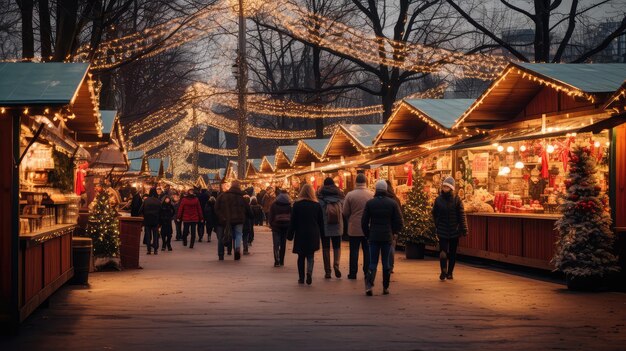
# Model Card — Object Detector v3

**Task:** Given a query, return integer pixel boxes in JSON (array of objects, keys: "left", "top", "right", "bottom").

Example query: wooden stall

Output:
[
  {"left": 450, "top": 62, "right": 626, "bottom": 270},
  {"left": 0, "top": 62, "right": 102, "bottom": 326}
]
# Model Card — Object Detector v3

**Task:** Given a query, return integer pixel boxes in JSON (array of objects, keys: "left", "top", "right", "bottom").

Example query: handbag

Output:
[{"left": 222, "top": 222, "right": 233, "bottom": 245}]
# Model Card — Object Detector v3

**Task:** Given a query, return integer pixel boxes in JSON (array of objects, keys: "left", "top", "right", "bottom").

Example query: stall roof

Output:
[
  {"left": 0, "top": 62, "right": 102, "bottom": 136},
  {"left": 324, "top": 124, "right": 383, "bottom": 158},
  {"left": 128, "top": 150, "right": 145, "bottom": 172},
  {"left": 292, "top": 139, "right": 329, "bottom": 165},
  {"left": 375, "top": 99, "right": 473, "bottom": 146},
  {"left": 605, "top": 80, "right": 626, "bottom": 111},
  {"left": 275, "top": 145, "right": 298, "bottom": 169},
  {"left": 148, "top": 158, "right": 169, "bottom": 176},
  {"left": 261, "top": 155, "right": 275, "bottom": 173},
  {"left": 100, "top": 110, "right": 117, "bottom": 134},
  {"left": 454, "top": 62, "right": 626, "bottom": 129}
]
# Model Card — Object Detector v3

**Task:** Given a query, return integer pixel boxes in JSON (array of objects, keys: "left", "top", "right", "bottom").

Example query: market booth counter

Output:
[
  {"left": 0, "top": 62, "right": 102, "bottom": 327},
  {"left": 447, "top": 62, "right": 626, "bottom": 270}
]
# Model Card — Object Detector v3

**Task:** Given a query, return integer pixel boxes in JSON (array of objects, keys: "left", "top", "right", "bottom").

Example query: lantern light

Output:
[
  {"left": 547, "top": 145, "right": 555, "bottom": 153},
  {"left": 501, "top": 166, "right": 511, "bottom": 175},
  {"left": 515, "top": 161, "right": 524, "bottom": 169},
  {"left": 506, "top": 146, "right": 514, "bottom": 153},
  {"left": 310, "top": 176, "right": 315, "bottom": 182},
  {"left": 492, "top": 143, "right": 499, "bottom": 148},
  {"left": 520, "top": 145, "right": 527, "bottom": 152},
  {"left": 594, "top": 141, "right": 601, "bottom": 148},
  {"left": 497, "top": 145, "right": 504, "bottom": 152}
]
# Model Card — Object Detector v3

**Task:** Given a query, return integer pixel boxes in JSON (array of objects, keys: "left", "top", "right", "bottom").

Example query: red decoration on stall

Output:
[
  {"left": 541, "top": 148, "right": 549, "bottom": 179},
  {"left": 374, "top": 169, "right": 379, "bottom": 180},
  {"left": 406, "top": 164, "right": 414, "bottom": 187},
  {"left": 75, "top": 162, "right": 88, "bottom": 195},
  {"left": 338, "top": 173, "right": 344, "bottom": 189}
]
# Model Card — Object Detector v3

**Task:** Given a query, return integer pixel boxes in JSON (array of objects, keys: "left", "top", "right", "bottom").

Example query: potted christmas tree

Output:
[
  {"left": 84, "top": 185, "right": 121, "bottom": 270},
  {"left": 553, "top": 145, "right": 619, "bottom": 291},
  {"left": 399, "top": 169, "right": 437, "bottom": 259}
]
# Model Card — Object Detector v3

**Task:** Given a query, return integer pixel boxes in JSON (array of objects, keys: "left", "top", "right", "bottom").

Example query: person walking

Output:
[
  {"left": 159, "top": 196, "right": 176, "bottom": 251},
  {"left": 287, "top": 184, "right": 324, "bottom": 285},
  {"left": 197, "top": 188, "right": 209, "bottom": 242},
  {"left": 172, "top": 193, "right": 183, "bottom": 241},
  {"left": 177, "top": 189, "right": 204, "bottom": 249},
  {"left": 262, "top": 187, "right": 276, "bottom": 226},
  {"left": 242, "top": 195, "right": 255, "bottom": 255},
  {"left": 215, "top": 180, "right": 248, "bottom": 260},
  {"left": 343, "top": 174, "right": 373, "bottom": 280},
  {"left": 361, "top": 180, "right": 403, "bottom": 296},
  {"left": 250, "top": 197, "right": 264, "bottom": 226},
  {"left": 317, "top": 177, "right": 345, "bottom": 279},
  {"left": 385, "top": 180, "right": 402, "bottom": 274},
  {"left": 130, "top": 187, "right": 143, "bottom": 217},
  {"left": 139, "top": 188, "right": 162, "bottom": 255},
  {"left": 203, "top": 196, "right": 217, "bottom": 243},
  {"left": 269, "top": 190, "right": 292, "bottom": 267},
  {"left": 432, "top": 176, "right": 468, "bottom": 281}
]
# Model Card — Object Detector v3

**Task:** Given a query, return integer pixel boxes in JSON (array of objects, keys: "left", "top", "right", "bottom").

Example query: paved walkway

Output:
[{"left": 2, "top": 226, "right": 625, "bottom": 350}]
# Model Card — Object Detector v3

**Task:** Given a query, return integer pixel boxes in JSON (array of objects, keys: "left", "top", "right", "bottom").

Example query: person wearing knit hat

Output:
[
  {"left": 343, "top": 172, "right": 374, "bottom": 279},
  {"left": 317, "top": 177, "right": 345, "bottom": 279},
  {"left": 361, "top": 179, "right": 403, "bottom": 296},
  {"left": 432, "top": 175, "right": 468, "bottom": 281}
]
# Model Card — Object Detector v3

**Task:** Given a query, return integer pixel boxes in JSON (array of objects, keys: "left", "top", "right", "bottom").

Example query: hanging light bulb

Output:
[
  {"left": 520, "top": 145, "right": 527, "bottom": 152},
  {"left": 515, "top": 161, "right": 524, "bottom": 169},
  {"left": 594, "top": 141, "right": 601, "bottom": 148},
  {"left": 497, "top": 145, "right": 504, "bottom": 152},
  {"left": 507, "top": 146, "right": 515, "bottom": 153},
  {"left": 310, "top": 176, "right": 315, "bottom": 182},
  {"left": 547, "top": 144, "right": 555, "bottom": 153},
  {"left": 502, "top": 166, "right": 511, "bottom": 175}
]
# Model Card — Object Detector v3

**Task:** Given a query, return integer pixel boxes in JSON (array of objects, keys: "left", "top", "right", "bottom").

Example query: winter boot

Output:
[
  {"left": 383, "top": 270, "right": 391, "bottom": 295},
  {"left": 365, "top": 269, "right": 376, "bottom": 296},
  {"left": 323, "top": 248, "right": 331, "bottom": 278},
  {"left": 333, "top": 248, "right": 342, "bottom": 278},
  {"left": 439, "top": 251, "right": 448, "bottom": 280},
  {"left": 274, "top": 248, "right": 280, "bottom": 267}
]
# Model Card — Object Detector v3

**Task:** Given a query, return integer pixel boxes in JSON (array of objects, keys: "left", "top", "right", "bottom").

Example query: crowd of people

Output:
[{"left": 128, "top": 174, "right": 468, "bottom": 296}]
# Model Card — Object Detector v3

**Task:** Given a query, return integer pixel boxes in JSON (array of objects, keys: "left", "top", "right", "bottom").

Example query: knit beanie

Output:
[
  {"left": 323, "top": 177, "right": 335, "bottom": 186},
  {"left": 375, "top": 179, "right": 388, "bottom": 191},
  {"left": 442, "top": 176, "right": 455, "bottom": 191},
  {"left": 356, "top": 173, "right": 366, "bottom": 184}
]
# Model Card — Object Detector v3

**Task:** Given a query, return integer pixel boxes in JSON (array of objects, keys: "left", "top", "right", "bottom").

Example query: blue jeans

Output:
[
  {"left": 216, "top": 224, "right": 244, "bottom": 257},
  {"left": 369, "top": 241, "right": 391, "bottom": 273}
]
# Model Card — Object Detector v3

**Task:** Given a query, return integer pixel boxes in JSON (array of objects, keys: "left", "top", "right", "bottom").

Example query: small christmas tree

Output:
[
  {"left": 553, "top": 145, "right": 619, "bottom": 288},
  {"left": 398, "top": 169, "right": 437, "bottom": 246},
  {"left": 85, "top": 188, "right": 120, "bottom": 259}
]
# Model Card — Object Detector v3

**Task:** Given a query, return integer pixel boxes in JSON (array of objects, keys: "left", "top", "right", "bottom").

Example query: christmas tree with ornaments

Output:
[
  {"left": 398, "top": 169, "right": 437, "bottom": 247},
  {"left": 85, "top": 187, "right": 121, "bottom": 260},
  {"left": 553, "top": 144, "right": 619, "bottom": 290}
]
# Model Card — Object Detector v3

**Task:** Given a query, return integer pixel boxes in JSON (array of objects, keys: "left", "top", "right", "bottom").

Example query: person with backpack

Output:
[
  {"left": 432, "top": 176, "right": 468, "bottom": 281},
  {"left": 250, "top": 196, "right": 264, "bottom": 226},
  {"left": 214, "top": 180, "right": 248, "bottom": 260},
  {"left": 177, "top": 189, "right": 204, "bottom": 249},
  {"left": 203, "top": 196, "right": 217, "bottom": 243},
  {"left": 343, "top": 173, "right": 373, "bottom": 279},
  {"left": 140, "top": 188, "right": 162, "bottom": 255},
  {"left": 317, "top": 177, "right": 345, "bottom": 279},
  {"left": 159, "top": 196, "right": 176, "bottom": 251},
  {"left": 262, "top": 187, "right": 276, "bottom": 226},
  {"left": 269, "top": 190, "right": 292, "bottom": 267},
  {"left": 361, "top": 180, "right": 403, "bottom": 296},
  {"left": 288, "top": 184, "right": 324, "bottom": 285}
]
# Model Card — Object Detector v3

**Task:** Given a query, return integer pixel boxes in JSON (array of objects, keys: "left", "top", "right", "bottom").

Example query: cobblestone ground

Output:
[{"left": 2, "top": 225, "right": 625, "bottom": 351}]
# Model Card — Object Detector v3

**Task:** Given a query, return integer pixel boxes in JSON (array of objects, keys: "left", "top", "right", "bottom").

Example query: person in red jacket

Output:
[{"left": 177, "top": 189, "right": 204, "bottom": 248}]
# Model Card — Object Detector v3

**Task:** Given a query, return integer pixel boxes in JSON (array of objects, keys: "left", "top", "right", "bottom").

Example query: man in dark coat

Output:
[
  {"left": 140, "top": 188, "right": 162, "bottom": 255},
  {"left": 215, "top": 181, "right": 248, "bottom": 260},
  {"left": 361, "top": 180, "right": 403, "bottom": 296},
  {"left": 130, "top": 187, "right": 143, "bottom": 217},
  {"left": 432, "top": 176, "right": 468, "bottom": 281},
  {"left": 269, "top": 191, "right": 292, "bottom": 267},
  {"left": 317, "top": 177, "right": 345, "bottom": 279},
  {"left": 197, "top": 189, "right": 209, "bottom": 242}
]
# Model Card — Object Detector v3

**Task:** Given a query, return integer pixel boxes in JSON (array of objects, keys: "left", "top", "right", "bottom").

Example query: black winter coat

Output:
[
  {"left": 361, "top": 191, "right": 403, "bottom": 243},
  {"left": 203, "top": 201, "right": 217, "bottom": 228},
  {"left": 160, "top": 201, "right": 176, "bottom": 235},
  {"left": 130, "top": 193, "right": 143, "bottom": 217},
  {"left": 432, "top": 192, "right": 468, "bottom": 239},
  {"left": 243, "top": 203, "right": 254, "bottom": 235},
  {"left": 140, "top": 196, "right": 162, "bottom": 227},
  {"left": 287, "top": 199, "right": 324, "bottom": 255},
  {"left": 269, "top": 195, "right": 292, "bottom": 231}
]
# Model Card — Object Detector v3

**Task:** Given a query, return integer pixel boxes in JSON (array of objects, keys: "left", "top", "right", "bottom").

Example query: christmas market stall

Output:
[
  {"left": 447, "top": 62, "right": 626, "bottom": 270},
  {"left": 368, "top": 99, "right": 474, "bottom": 203},
  {"left": 289, "top": 138, "right": 329, "bottom": 190},
  {"left": 0, "top": 62, "right": 102, "bottom": 326}
]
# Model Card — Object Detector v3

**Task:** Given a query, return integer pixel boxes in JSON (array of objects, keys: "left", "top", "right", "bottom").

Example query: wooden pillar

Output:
[
  {"left": 611, "top": 123, "right": 626, "bottom": 275},
  {"left": 0, "top": 111, "right": 19, "bottom": 328}
]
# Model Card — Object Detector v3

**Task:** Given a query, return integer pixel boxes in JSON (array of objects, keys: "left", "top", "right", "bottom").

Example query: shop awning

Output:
[
  {"left": 454, "top": 62, "right": 626, "bottom": 129},
  {"left": 89, "top": 144, "right": 128, "bottom": 171},
  {"left": 375, "top": 99, "right": 473, "bottom": 146},
  {"left": 448, "top": 113, "right": 626, "bottom": 150}
]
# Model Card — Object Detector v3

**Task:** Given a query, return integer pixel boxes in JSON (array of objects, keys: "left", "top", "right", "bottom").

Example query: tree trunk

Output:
[
  {"left": 17, "top": 0, "right": 34, "bottom": 60},
  {"left": 89, "top": 0, "right": 103, "bottom": 59},
  {"left": 53, "top": 0, "right": 79, "bottom": 61},
  {"left": 312, "top": 45, "right": 324, "bottom": 138},
  {"left": 533, "top": 0, "right": 551, "bottom": 62},
  {"left": 381, "top": 83, "right": 398, "bottom": 123},
  {"left": 38, "top": 0, "right": 52, "bottom": 60}
]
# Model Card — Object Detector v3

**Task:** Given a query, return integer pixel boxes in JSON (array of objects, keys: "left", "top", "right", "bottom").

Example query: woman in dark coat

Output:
[
  {"left": 288, "top": 184, "right": 325, "bottom": 285},
  {"left": 203, "top": 197, "right": 217, "bottom": 243},
  {"left": 432, "top": 176, "right": 468, "bottom": 281},
  {"left": 250, "top": 197, "right": 264, "bottom": 226},
  {"left": 159, "top": 196, "right": 176, "bottom": 251}
]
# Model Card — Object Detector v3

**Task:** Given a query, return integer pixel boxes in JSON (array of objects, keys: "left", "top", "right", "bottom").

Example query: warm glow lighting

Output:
[
  {"left": 501, "top": 166, "right": 511, "bottom": 175},
  {"left": 594, "top": 141, "right": 601, "bottom": 148},
  {"left": 343, "top": 172, "right": 350, "bottom": 177},
  {"left": 497, "top": 145, "right": 504, "bottom": 152},
  {"left": 0, "top": 107, "right": 5, "bottom": 114},
  {"left": 520, "top": 145, "right": 527, "bottom": 152},
  {"left": 310, "top": 176, "right": 315, "bottom": 182},
  {"left": 506, "top": 146, "right": 514, "bottom": 153},
  {"left": 515, "top": 161, "right": 524, "bottom": 169},
  {"left": 492, "top": 143, "right": 499, "bottom": 148},
  {"left": 547, "top": 145, "right": 555, "bottom": 153},
  {"left": 605, "top": 142, "right": 610, "bottom": 146},
  {"left": 265, "top": 182, "right": 270, "bottom": 187}
]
